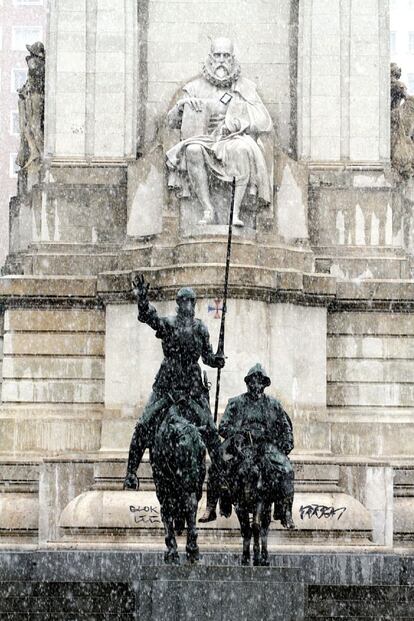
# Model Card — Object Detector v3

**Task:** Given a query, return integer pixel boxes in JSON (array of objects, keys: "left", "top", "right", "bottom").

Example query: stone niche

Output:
[{"left": 127, "top": 0, "right": 300, "bottom": 241}]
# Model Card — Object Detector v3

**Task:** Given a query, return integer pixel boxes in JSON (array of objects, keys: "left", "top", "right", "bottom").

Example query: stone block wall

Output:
[
  {"left": 0, "top": 308, "right": 105, "bottom": 453},
  {"left": 327, "top": 310, "right": 414, "bottom": 455},
  {"left": 0, "top": 312, "right": 3, "bottom": 405},
  {"left": 2, "top": 309, "right": 105, "bottom": 404},
  {"left": 308, "top": 170, "right": 409, "bottom": 280},
  {"left": 328, "top": 312, "right": 414, "bottom": 412}
]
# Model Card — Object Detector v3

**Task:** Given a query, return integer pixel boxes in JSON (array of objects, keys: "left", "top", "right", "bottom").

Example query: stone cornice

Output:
[{"left": 2, "top": 272, "right": 414, "bottom": 311}]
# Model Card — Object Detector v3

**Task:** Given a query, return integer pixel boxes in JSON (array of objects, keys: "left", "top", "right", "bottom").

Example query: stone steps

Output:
[
  {"left": 306, "top": 585, "right": 414, "bottom": 619},
  {"left": 0, "top": 581, "right": 135, "bottom": 620}
]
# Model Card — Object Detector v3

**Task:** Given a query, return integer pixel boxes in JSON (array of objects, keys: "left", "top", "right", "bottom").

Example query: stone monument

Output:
[
  {"left": 166, "top": 37, "right": 273, "bottom": 228},
  {"left": 0, "top": 0, "right": 414, "bottom": 617}
]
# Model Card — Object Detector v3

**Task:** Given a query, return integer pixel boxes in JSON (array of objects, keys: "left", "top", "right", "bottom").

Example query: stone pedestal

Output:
[{"left": 137, "top": 566, "right": 304, "bottom": 621}]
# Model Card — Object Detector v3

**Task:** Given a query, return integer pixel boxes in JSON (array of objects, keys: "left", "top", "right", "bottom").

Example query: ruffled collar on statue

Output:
[{"left": 201, "top": 62, "right": 241, "bottom": 89}]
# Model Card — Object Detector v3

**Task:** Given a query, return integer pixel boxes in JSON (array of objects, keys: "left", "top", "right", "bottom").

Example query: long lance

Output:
[{"left": 214, "top": 176, "right": 236, "bottom": 423}]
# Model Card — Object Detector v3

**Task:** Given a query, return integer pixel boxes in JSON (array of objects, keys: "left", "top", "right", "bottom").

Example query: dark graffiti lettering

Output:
[
  {"left": 299, "top": 504, "right": 347, "bottom": 521},
  {"left": 133, "top": 514, "right": 161, "bottom": 524},
  {"left": 129, "top": 505, "right": 159, "bottom": 514},
  {"left": 129, "top": 505, "right": 161, "bottom": 524}
]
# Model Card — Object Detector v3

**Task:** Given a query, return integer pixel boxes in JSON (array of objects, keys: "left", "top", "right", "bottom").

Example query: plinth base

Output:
[{"left": 0, "top": 550, "right": 413, "bottom": 620}]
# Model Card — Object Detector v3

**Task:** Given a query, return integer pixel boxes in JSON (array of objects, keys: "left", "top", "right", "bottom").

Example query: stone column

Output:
[
  {"left": 45, "top": 0, "right": 138, "bottom": 160},
  {"left": 298, "top": 0, "right": 404, "bottom": 280},
  {"left": 298, "top": 0, "right": 389, "bottom": 163}
]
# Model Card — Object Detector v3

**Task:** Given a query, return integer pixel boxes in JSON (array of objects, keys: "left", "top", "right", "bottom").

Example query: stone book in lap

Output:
[{"left": 180, "top": 104, "right": 211, "bottom": 139}]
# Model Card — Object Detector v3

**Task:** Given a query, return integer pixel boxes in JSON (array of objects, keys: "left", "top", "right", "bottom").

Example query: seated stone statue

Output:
[{"left": 166, "top": 37, "right": 273, "bottom": 227}]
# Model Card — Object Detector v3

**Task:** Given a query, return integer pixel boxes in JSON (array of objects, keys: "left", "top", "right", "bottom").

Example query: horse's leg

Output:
[
  {"left": 252, "top": 503, "right": 261, "bottom": 567},
  {"left": 260, "top": 504, "right": 272, "bottom": 567},
  {"left": 185, "top": 493, "right": 200, "bottom": 563},
  {"left": 236, "top": 507, "right": 252, "bottom": 566},
  {"left": 163, "top": 509, "right": 179, "bottom": 565}
]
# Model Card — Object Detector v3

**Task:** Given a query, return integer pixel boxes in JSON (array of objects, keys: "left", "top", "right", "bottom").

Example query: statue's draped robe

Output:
[
  {"left": 166, "top": 76, "right": 273, "bottom": 205},
  {"left": 219, "top": 392, "right": 294, "bottom": 515}
]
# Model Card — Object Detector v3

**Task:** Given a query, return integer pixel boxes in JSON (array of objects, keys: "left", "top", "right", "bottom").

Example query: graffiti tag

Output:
[
  {"left": 129, "top": 505, "right": 161, "bottom": 524},
  {"left": 299, "top": 504, "right": 347, "bottom": 521}
]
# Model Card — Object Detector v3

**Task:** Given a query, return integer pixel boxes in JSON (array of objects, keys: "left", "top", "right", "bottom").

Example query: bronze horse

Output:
[
  {"left": 151, "top": 404, "right": 206, "bottom": 564},
  {"left": 226, "top": 432, "right": 294, "bottom": 566}
]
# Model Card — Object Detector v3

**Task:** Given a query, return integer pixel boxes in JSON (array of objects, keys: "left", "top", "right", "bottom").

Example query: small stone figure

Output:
[
  {"left": 16, "top": 42, "right": 45, "bottom": 171},
  {"left": 166, "top": 37, "right": 273, "bottom": 226},
  {"left": 202, "top": 364, "right": 295, "bottom": 566},
  {"left": 123, "top": 275, "right": 226, "bottom": 563},
  {"left": 390, "top": 63, "right": 414, "bottom": 179}
]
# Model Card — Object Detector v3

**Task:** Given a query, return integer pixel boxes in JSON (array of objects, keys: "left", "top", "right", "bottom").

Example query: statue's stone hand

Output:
[
  {"left": 225, "top": 117, "right": 242, "bottom": 133},
  {"left": 132, "top": 273, "right": 150, "bottom": 303},
  {"left": 177, "top": 97, "right": 204, "bottom": 113}
]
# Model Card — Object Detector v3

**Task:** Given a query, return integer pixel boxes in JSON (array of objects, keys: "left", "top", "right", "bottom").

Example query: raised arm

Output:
[{"left": 132, "top": 274, "right": 165, "bottom": 335}]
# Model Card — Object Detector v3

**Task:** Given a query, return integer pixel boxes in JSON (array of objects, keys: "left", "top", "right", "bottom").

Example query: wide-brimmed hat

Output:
[
  {"left": 26, "top": 42, "right": 45, "bottom": 59},
  {"left": 244, "top": 363, "right": 271, "bottom": 387},
  {"left": 176, "top": 287, "right": 196, "bottom": 302}
]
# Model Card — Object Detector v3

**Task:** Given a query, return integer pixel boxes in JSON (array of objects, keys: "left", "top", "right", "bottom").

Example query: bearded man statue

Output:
[{"left": 166, "top": 37, "right": 273, "bottom": 227}]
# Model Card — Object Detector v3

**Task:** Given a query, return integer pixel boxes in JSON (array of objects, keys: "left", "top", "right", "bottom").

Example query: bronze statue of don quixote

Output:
[{"left": 123, "top": 179, "right": 295, "bottom": 565}]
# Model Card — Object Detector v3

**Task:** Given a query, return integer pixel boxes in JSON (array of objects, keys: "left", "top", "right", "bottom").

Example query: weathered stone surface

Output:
[
  {"left": 4, "top": 309, "right": 105, "bottom": 333},
  {"left": 328, "top": 311, "right": 414, "bottom": 335},
  {"left": 137, "top": 565, "right": 304, "bottom": 621},
  {"left": 104, "top": 301, "right": 327, "bottom": 419},
  {"left": 59, "top": 489, "right": 371, "bottom": 541},
  {"left": 3, "top": 357, "right": 105, "bottom": 380},
  {"left": 0, "top": 580, "right": 135, "bottom": 618},
  {"left": 0, "top": 276, "right": 97, "bottom": 298},
  {"left": 4, "top": 333, "right": 104, "bottom": 357},
  {"left": 328, "top": 336, "right": 414, "bottom": 359},
  {"left": 298, "top": 1, "right": 389, "bottom": 162},
  {"left": 0, "top": 406, "right": 102, "bottom": 453},
  {"left": 1, "top": 378, "right": 104, "bottom": 404},
  {"left": 329, "top": 414, "right": 414, "bottom": 456},
  {"left": 48, "top": 2, "right": 136, "bottom": 159},
  {"left": 328, "top": 359, "right": 414, "bottom": 383},
  {"left": 0, "top": 550, "right": 412, "bottom": 620},
  {"left": 337, "top": 279, "right": 414, "bottom": 301},
  {"left": 0, "top": 493, "right": 38, "bottom": 532},
  {"left": 328, "top": 383, "right": 414, "bottom": 407}
]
